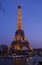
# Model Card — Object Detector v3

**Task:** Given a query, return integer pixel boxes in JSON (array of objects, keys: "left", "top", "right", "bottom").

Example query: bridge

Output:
[{"left": 0, "top": 55, "right": 28, "bottom": 59}]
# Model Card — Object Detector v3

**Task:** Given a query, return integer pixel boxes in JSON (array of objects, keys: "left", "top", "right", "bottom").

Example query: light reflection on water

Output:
[
  {"left": 0, "top": 57, "right": 42, "bottom": 65},
  {"left": 0, "top": 58, "right": 28, "bottom": 65}
]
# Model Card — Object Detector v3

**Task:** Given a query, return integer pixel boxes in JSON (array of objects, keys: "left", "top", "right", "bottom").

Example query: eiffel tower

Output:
[{"left": 8, "top": 5, "right": 33, "bottom": 53}]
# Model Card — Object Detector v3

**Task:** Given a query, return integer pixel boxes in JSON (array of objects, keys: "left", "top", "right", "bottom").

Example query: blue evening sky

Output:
[{"left": 0, "top": 0, "right": 42, "bottom": 48}]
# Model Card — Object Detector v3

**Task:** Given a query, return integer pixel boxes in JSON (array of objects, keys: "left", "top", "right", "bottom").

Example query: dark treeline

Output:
[
  {"left": 0, "top": 44, "right": 42, "bottom": 57},
  {"left": 0, "top": 44, "right": 8, "bottom": 56}
]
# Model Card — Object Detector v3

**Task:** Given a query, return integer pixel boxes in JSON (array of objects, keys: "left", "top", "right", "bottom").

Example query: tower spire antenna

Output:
[
  {"left": 17, "top": 0, "right": 23, "bottom": 30},
  {"left": 18, "top": 0, "right": 21, "bottom": 6}
]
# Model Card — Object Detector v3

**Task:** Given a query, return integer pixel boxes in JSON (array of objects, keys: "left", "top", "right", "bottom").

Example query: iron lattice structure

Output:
[{"left": 8, "top": 5, "right": 33, "bottom": 54}]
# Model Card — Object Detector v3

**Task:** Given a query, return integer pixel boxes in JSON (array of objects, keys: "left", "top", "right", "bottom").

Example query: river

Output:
[{"left": 0, "top": 56, "right": 42, "bottom": 65}]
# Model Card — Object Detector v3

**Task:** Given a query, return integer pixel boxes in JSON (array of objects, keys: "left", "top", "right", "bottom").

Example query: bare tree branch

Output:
[{"left": 0, "top": 0, "right": 5, "bottom": 13}]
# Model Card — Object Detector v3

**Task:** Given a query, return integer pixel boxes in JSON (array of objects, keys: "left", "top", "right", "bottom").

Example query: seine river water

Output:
[
  {"left": 0, "top": 57, "right": 42, "bottom": 65},
  {"left": 0, "top": 58, "right": 27, "bottom": 65}
]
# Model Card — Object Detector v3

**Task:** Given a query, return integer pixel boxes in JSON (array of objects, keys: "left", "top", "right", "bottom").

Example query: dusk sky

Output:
[{"left": 0, "top": 0, "right": 42, "bottom": 48}]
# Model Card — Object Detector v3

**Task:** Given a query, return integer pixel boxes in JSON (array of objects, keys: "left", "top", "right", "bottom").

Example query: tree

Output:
[
  {"left": 0, "top": 0, "right": 5, "bottom": 13},
  {"left": 0, "top": 44, "right": 8, "bottom": 56}
]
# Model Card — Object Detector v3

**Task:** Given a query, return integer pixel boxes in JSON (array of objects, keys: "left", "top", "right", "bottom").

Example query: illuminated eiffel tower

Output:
[{"left": 9, "top": 5, "right": 33, "bottom": 52}]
